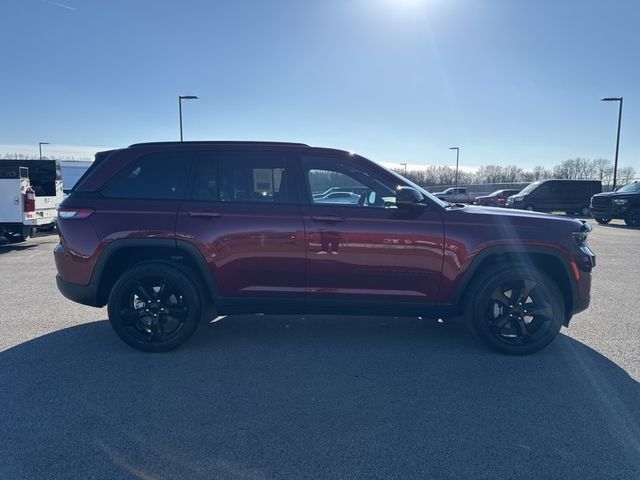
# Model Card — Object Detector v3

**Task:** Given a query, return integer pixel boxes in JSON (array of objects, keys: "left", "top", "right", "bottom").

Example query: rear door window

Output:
[{"left": 218, "top": 151, "right": 291, "bottom": 203}]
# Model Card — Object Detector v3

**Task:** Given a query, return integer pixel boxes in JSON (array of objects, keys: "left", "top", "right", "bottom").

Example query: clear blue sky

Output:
[{"left": 1, "top": 0, "right": 638, "bottom": 170}]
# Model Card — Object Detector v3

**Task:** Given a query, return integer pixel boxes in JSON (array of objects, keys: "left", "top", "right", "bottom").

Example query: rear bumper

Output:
[{"left": 56, "top": 275, "right": 101, "bottom": 307}]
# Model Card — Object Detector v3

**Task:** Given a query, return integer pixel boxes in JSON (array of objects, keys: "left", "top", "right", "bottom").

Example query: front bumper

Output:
[
  {"left": 590, "top": 205, "right": 629, "bottom": 219},
  {"left": 56, "top": 275, "right": 101, "bottom": 307}
]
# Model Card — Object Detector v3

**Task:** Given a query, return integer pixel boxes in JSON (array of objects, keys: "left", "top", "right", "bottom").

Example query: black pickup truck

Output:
[{"left": 590, "top": 181, "right": 640, "bottom": 226}]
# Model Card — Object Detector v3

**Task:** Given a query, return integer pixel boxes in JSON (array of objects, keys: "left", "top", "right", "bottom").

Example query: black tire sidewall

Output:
[
  {"left": 107, "top": 262, "right": 202, "bottom": 352},
  {"left": 624, "top": 209, "right": 640, "bottom": 227},
  {"left": 595, "top": 218, "right": 611, "bottom": 224},
  {"left": 464, "top": 266, "right": 565, "bottom": 355}
]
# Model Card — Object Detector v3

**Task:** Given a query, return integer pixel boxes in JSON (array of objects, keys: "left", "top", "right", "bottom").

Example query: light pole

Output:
[
  {"left": 449, "top": 147, "right": 460, "bottom": 185},
  {"left": 400, "top": 163, "right": 407, "bottom": 175},
  {"left": 601, "top": 97, "right": 623, "bottom": 190},
  {"left": 178, "top": 95, "right": 199, "bottom": 141},
  {"left": 38, "top": 142, "right": 50, "bottom": 160}
]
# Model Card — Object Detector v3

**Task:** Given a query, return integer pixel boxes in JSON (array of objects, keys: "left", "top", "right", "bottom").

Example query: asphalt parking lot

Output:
[{"left": 1, "top": 222, "right": 639, "bottom": 480}]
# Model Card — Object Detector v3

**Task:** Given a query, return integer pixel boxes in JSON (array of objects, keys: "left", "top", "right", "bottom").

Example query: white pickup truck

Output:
[
  {"left": 432, "top": 187, "right": 477, "bottom": 204},
  {"left": 0, "top": 161, "right": 63, "bottom": 242}
]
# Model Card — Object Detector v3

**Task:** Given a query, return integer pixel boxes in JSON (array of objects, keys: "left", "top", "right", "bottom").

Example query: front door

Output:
[
  {"left": 297, "top": 153, "right": 445, "bottom": 306},
  {"left": 176, "top": 149, "right": 306, "bottom": 306}
]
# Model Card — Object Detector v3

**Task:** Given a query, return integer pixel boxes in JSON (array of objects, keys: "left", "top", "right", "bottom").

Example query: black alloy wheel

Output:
[
  {"left": 108, "top": 262, "right": 202, "bottom": 352},
  {"left": 484, "top": 279, "right": 554, "bottom": 347},
  {"left": 594, "top": 217, "right": 612, "bottom": 225},
  {"left": 464, "top": 266, "right": 564, "bottom": 355}
]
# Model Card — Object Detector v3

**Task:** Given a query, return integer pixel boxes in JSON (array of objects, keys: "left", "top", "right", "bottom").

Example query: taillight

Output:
[
  {"left": 24, "top": 187, "right": 36, "bottom": 212},
  {"left": 58, "top": 208, "right": 94, "bottom": 219}
]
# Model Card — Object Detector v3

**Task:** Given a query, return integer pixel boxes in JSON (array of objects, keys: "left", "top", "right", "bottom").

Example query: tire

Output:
[
  {"left": 594, "top": 217, "right": 611, "bottom": 225},
  {"left": 107, "top": 262, "right": 202, "bottom": 352},
  {"left": 5, "top": 233, "right": 27, "bottom": 243},
  {"left": 624, "top": 209, "right": 640, "bottom": 227},
  {"left": 525, "top": 205, "right": 535, "bottom": 211},
  {"left": 464, "top": 265, "right": 565, "bottom": 355},
  {"left": 4, "top": 226, "right": 34, "bottom": 243}
]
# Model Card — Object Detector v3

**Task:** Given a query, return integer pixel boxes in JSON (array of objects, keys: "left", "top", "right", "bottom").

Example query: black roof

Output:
[{"left": 128, "top": 141, "right": 310, "bottom": 148}]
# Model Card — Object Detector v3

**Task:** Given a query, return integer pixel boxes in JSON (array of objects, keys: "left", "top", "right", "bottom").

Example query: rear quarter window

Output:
[{"left": 101, "top": 152, "right": 191, "bottom": 200}]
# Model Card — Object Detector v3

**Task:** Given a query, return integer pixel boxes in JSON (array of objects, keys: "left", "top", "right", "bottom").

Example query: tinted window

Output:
[
  {"left": 303, "top": 156, "right": 398, "bottom": 208},
  {"left": 218, "top": 151, "right": 290, "bottom": 203},
  {"left": 102, "top": 152, "right": 190, "bottom": 199},
  {"left": 189, "top": 152, "right": 219, "bottom": 201}
]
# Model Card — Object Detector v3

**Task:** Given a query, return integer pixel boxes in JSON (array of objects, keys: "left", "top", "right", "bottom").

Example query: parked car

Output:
[
  {"left": 55, "top": 141, "right": 595, "bottom": 355},
  {"left": 61, "top": 160, "right": 93, "bottom": 193},
  {"left": 590, "top": 181, "right": 640, "bottom": 226},
  {"left": 314, "top": 191, "right": 360, "bottom": 204},
  {"left": 433, "top": 187, "right": 476, "bottom": 203},
  {"left": 473, "top": 189, "right": 521, "bottom": 207},
  {"left": 506, "top": 179, "right": 602, "bottom": 215}
]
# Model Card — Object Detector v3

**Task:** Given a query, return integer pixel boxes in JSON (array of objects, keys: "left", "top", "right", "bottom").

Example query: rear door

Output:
[
  {"left": 297, "top": 153, "right": 445, "bottom": 307},
  {"left": 175, "top": 149, "right": 306, "bottom": 306}
]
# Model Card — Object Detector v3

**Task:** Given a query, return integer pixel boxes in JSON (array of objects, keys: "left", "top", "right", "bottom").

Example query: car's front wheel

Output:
[
  {"left": 594, "top": 217, "right": 612, "bottom": 225},
  {"left": 464, "top": 265, "right": 565, "bottom": 355},
  {"left": 624, "top": 209, "right": 640, "bottom": 227},
  {"left": 107, "top": 262, "right": 202, "bottom": 352}
]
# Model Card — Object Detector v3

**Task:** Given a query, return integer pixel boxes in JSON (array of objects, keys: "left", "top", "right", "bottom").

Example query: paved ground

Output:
[{"left": 1, "top": 222, "right": 639, "bottom": 479}]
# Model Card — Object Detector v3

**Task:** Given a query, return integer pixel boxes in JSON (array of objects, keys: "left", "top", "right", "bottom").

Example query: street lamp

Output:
[
  {"left": 38, "top": 142, "right": 50, "bottom": 160},
  {"left": 601, "top": 97, "right": 623, "bottom": 190},
  {"left": 400, "top": 163, "right": 407, "bottom": 175},
  {"left": 449, "top": 147, "right": 460, "bottom": 186},
  {"left": 178, "top": 95, "right": 199, "bottom": 142}
]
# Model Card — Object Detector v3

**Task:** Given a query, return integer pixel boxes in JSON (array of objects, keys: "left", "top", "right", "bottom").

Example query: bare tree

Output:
[{"left": 617, "top": 166, "right": 637, "bottom": 185}]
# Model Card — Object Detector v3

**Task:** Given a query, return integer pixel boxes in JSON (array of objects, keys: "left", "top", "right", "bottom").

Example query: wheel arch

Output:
[
  {"left": 92, "top": 238, "right": 219, "bottom": 307},
  {"left": 453, "top": 245, "right": 576, "bottom": 323}
]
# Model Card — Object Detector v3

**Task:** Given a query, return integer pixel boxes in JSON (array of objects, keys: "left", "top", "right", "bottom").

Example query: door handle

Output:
[
  {"left": 188, "top": 211, "right": 223, "bottom": 218},
  {"left": 311, "top": 215, "right": 345, "bottom": 223}
]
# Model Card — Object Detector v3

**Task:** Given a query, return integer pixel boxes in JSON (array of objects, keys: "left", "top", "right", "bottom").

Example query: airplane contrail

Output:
[{"left": 42, "top": 0, "right": 76, "bottom": 11}]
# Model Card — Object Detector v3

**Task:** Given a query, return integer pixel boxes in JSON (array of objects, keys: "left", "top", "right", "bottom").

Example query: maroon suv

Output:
[{"left": 55, "top": 141, "right": 595, "bottom": 354}]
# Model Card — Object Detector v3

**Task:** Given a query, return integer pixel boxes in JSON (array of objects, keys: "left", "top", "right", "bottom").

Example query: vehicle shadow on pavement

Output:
[
  {"left": 600, "top": 223, "right": 640, "bottom": 230},
  {"left": 2, "top": 316, "right": 639, "bottom": 479},
  {"left": 0, "top": 242, "right": 38, "bottom": 254}
]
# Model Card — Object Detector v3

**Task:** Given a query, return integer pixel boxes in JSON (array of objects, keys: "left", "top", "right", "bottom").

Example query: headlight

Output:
[
  {"left": 613, "top": 198, "right": 628, "bottom": 205},
  {"left": 513, "top": 196, "right": 524, "bottom": 202},
  {"left": 572, "top": 222, "right": 592, "bottom": 246}
]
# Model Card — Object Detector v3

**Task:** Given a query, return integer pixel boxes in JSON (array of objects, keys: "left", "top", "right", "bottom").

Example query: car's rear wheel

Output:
[
  {"left": 624, "top": 209, "right": 640, "bottom": 227},
  {"left": 464, "top": 266, "right": 565, "bottom": 355},
  {"left": 107, "top": 262, "right": 202, "bottom": 352},
  {"left": 594, "top": 217, "right": 612, "bottom": 224},
  {"left": 4, "top": 226, "right": 35, "bottom": 243}
]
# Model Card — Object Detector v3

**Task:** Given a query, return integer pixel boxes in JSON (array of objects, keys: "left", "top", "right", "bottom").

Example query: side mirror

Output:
[{"left": 396, "top": 186, "right": 425, "bottom": 208}]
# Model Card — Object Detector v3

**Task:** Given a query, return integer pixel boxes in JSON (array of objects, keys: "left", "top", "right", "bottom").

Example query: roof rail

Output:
[{"left": 128, "top": 141, "right": 310, "bottom": 148}]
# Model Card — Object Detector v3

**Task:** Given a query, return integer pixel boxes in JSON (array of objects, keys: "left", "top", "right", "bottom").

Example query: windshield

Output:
[
  {"left": 616, "top": 181, "right": 640, "bottom": 193},
  {"left": 518, "top": 181, "right": 541, "bottom": 196}
]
